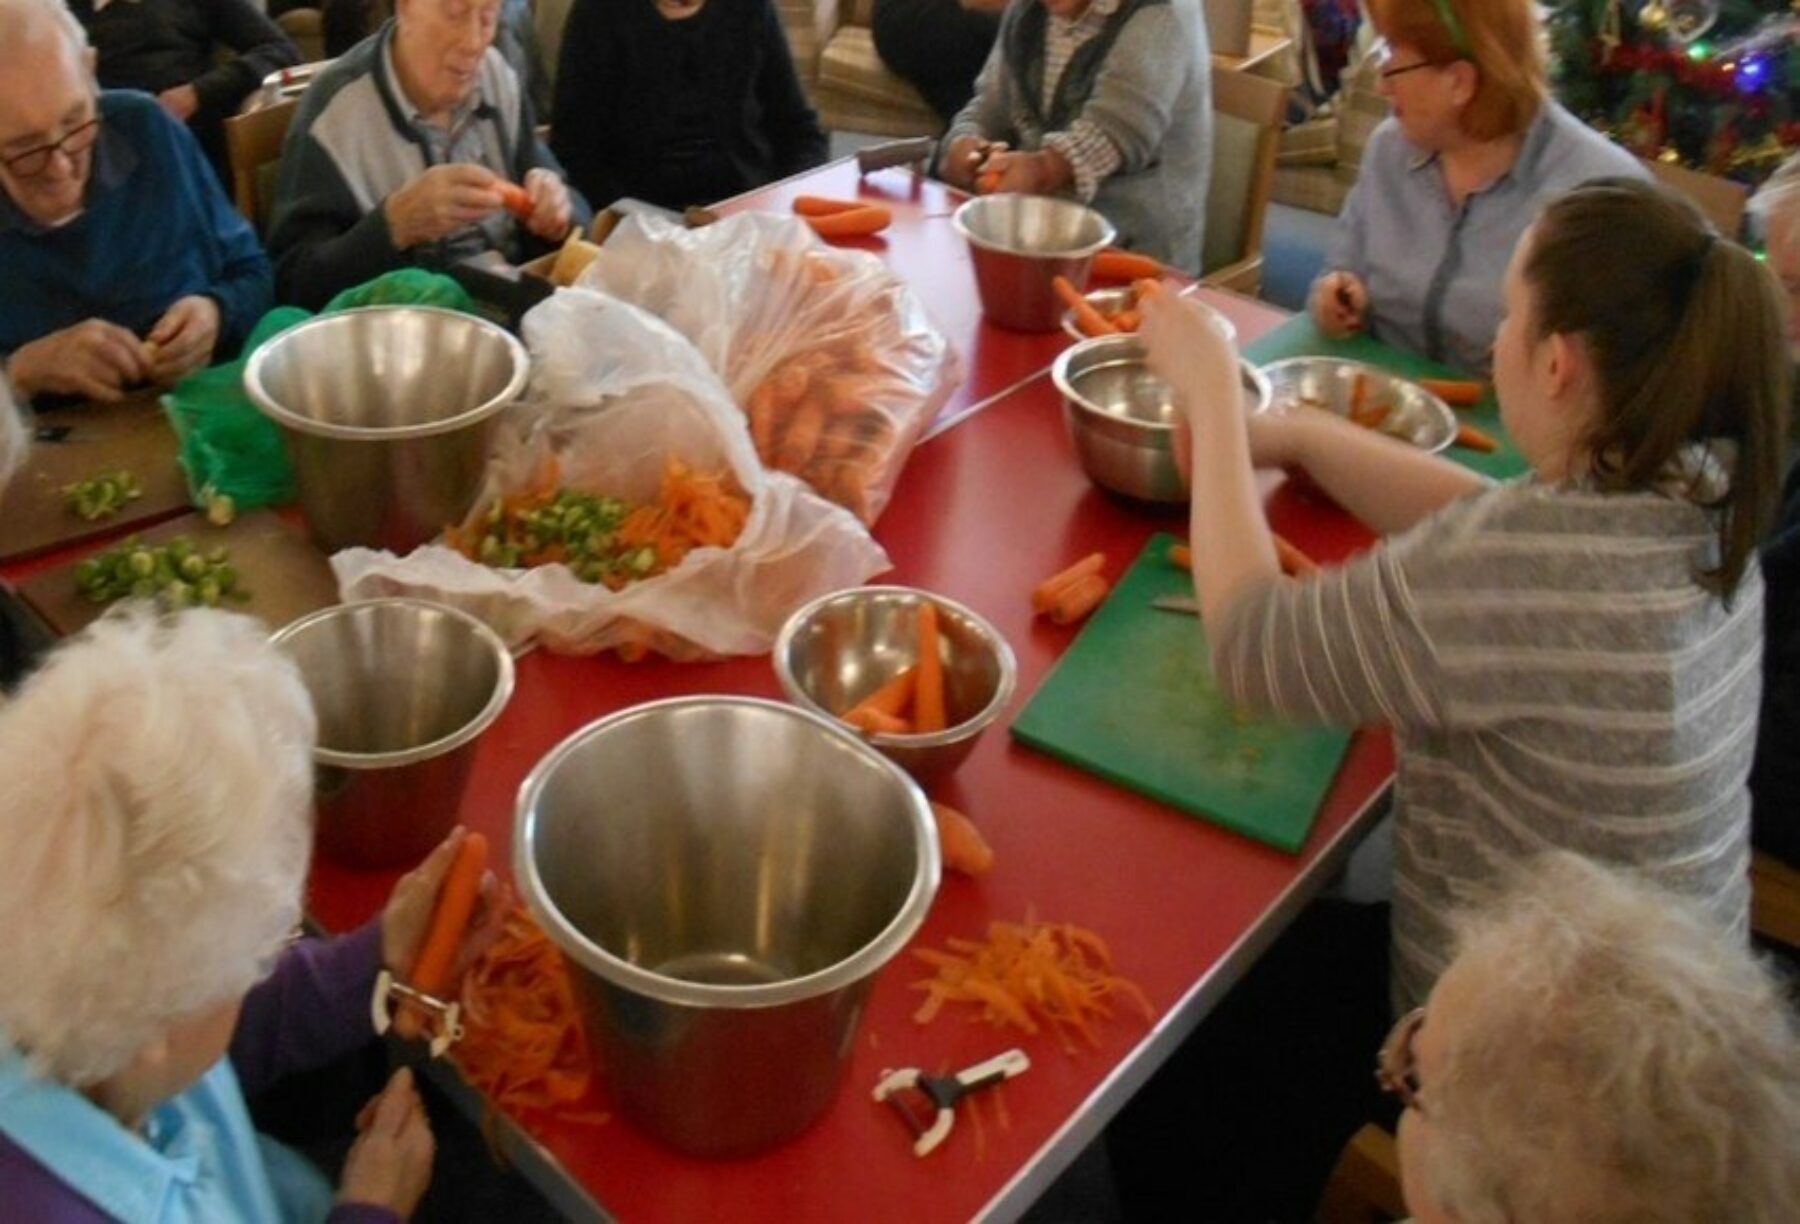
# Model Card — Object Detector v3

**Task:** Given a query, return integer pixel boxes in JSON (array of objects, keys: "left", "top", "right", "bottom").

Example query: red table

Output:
[{"left": 304, "top": 160, "right": 1394, "bottom": 1222}]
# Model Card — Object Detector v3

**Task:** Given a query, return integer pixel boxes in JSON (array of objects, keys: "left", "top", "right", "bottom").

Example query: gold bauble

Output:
[{"left": 1639, "top": 1, "right": 1670, "bottom": 32}]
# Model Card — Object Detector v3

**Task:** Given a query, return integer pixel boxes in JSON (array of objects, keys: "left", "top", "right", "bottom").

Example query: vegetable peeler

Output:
[
  {"left": 873, "top": 1048, "right": 1031, "bottom": 1156},
  {"left": 371, "top": 970, "right": 464, "bottom": 1059}
]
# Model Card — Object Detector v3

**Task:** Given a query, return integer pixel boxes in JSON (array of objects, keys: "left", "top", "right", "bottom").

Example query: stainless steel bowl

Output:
[
  {"left": 271, "top": 597, "right": 515, "bottom": 868},
  {"left": 1052, "top": 333, "right": 1272, "bottom": 503},
  {"left": 953, "top": 194, "right": 1116, "bottom": 332},
  {"left": 514, "top": 696, "right": 939, "bottom": 1157},
  {"left": 772, "top": 586, "right": 1017, "bottom": 782},
  {"left": 1259, "top": 357, "right": 1456, "bottom": 453},
  {"left": 1059, "top": 287, "right": 1239, "bottom": 346},
  {"left": 244, "top": 307, "right": 529, "bottom": 553}
]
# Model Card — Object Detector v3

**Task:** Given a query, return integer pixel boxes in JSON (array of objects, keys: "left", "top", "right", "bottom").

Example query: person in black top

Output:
[
  {"left": 68, "top": 0, "right": 300, "bottom": 189},
  {"left": 871, "top": 0, "right": 1003, "bottom": 127},
  {"left": 549, "top": 0, "right": 828, "bottom": 213}
]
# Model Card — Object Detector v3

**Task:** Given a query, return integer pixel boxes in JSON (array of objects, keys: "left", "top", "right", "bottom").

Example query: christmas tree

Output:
[{"left": 1548, "top": 0, "right": 1799, "bottom": 187}]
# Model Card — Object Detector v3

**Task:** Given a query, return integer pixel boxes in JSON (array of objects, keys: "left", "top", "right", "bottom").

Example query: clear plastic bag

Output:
[
  {"left": 577, "top": 212, "right": 961, "bottom": 524},
  {"left": 331, "top": 289, "right": 890, "bottom": 659}
]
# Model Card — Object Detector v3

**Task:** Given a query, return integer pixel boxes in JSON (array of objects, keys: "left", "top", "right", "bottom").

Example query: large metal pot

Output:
[
  {"left": 515, "top": 696, "right": 940, "bottom": 1157},
  {"left": 953, "top": 194, "right": 1115, "bottom": 332},
  {"left": 244, "top": 306, "right": 528, "bottom": 553},
  {"left": 272, "top": 598, "right": 515, "bottom": 868}
]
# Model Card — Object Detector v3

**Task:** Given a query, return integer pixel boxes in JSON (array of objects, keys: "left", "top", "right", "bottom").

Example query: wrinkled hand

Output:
[
  {"left": 385, "top": 164, "right": 504, "bottom": 249},
  {"left": 157, "top": 84, "right": 200, "bottom": 123},
  {"left": 381, "top": 826, "right": 505, "bottom": 979},
  {"left": 521, "top": 167, "right": 573, "bottom": 243},
  {"left": 980, "top": 148, "right": 1069, "bottom": 196},
  {"left": 4, "top": 319, "right": 149, "bottom": 402},
  {"left": 147, "top": 295, "right": 220, "bottom": 385},
  {"left": 943, "top": 135, "right": 1007, "bottom": 190},
  {"left": 1309, "top": 270, "right": 1368, "bottom": 339},
  {"left": 339, "top": 1068, "right": 435, "bottom": 1220},
  {"left": 1140, "top": 290, "right": 1244, "bottom": 437}
]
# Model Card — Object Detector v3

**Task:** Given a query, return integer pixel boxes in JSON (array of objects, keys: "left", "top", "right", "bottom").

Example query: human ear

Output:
[{"left": 1542, "top": 332, "right": 1581, "bottom": 402}]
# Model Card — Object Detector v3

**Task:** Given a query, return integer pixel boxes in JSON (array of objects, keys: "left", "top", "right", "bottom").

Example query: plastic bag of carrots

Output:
[
  {"left": 568, "top": 212, "right": 961, "bottom": 524},
  {"left": 332, "top": 292, "right": 888, "bottom": 659}
]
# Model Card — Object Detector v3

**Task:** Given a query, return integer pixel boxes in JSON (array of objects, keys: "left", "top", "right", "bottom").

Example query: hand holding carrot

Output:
[
  {"left": 380, "top": 827, "right": 504, "bottom": 994},
  {"left": 1310, "top": 271, "right": 1368, "bottom": 338},
  {"left": 1139, "top": 289, "right": 1244, "bottom": 439}
]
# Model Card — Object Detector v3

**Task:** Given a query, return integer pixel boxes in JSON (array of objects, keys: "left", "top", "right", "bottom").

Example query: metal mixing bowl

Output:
[
  {"left": 1259, "top": 357, "right": 1456, "bottom": 453},
  {"left": 1052, "top": 333, "right": 1272, "bottom": 503},
  {"left": 271, "top": 597, "right": 515, "bottom": 868},
  {"left": 243, "top": 306, "right": 529, "bottom": 553},
  {"left": 514, "top": 696, "right": 939, "bottom": 1157},
  {"left": 773, "top": 585, "right": 1017, "bottom": 782},
  {"left": 953, "top": 194, "right": 1116, "bottom": 332}
]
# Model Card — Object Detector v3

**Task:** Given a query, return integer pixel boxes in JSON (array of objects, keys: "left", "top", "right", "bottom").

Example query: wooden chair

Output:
[
  {"left": 275, "top": 7, "right": 325, "bottom": 63},
  {"left": 1202, "top": 67, "right": 1288, "bottom": 295},
  {"left": 224, "top": 96, "right": 299, "bottom": 233},
  {"left": 1640, "top": 155, "right": 1751, "bottom": 241},
  {"left": 1752, "top": 850, "right": 1800, "bottom": 950},
  {"left": 1318, "top": 1123, "right": 1408, "bottom": 1224}
]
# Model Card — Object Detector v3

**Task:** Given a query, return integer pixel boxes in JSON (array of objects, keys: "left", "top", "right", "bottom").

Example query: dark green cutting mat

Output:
[
  {"left": 1243, "top": 315, "right": 1531, "bottom": 482},
  {"left": 1011, "top": 535, "right": 1353, "bottom": 852}
]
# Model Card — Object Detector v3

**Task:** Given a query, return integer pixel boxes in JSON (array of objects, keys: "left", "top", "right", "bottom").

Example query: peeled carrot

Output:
[
  {"left": 1091, "top": 248, "right": 1165, "bottom": 283},
  {"left": 497, "top": 182, "right": 534, "bottom": 222},
  {"left": 792, "top": 195, "right": 865, "bottom": 217},
  {"left": 931, "top": 801, "right": 995, "bottom": 877},
  {"left": 845, "top": 707, "right": 913, "bottom": 736},
  {"left": 1454, "top": 422, "right": 1500, "bottom": 453},
  {"left": 1132, "top": 278, "right": 1165, "bottom": 304},
  {"left": 1168, "top": 543, "right": 1192, "bottom": 570},
  {"left": 915, "top": 601, "right": 946, "bottom": 733},
  {"left": 1272, "top": 533, "right": 1319, "bottom": 578},
  {"left": 977, "top": 170, "right": 1002, "bottom": 195},
  {"left": 1031, "top": 552, "right": 1106, "bottom": 615},
  {"left": 803, "top": 205, "right": 892, "bottom": 238},
  {"left": 395, "top": 831, "right": 488, "bottom": 1040},
  {"left": 1049, "top": 574, "right": 1109, "bottom": 626},
  {"left": 1052, "top": 275, "right": 1116, "bottom": 337},
  {"left": 1110, "top": 310, "right": 1142, "bottom": 333},
  {"left": 1418, "top": 378, "right": 1487, "bottom": 407},
  {"left": 843, "top": 666, "right": 917, "bottom": 721}
]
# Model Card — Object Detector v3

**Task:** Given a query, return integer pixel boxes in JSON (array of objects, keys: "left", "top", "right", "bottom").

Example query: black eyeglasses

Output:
[
  {"left": 1376, "top": 1006, "right": 1427, "bottom": 1111},
  {"left": 2, "top": 116, "right": 101, "bottom": 179},
  {"left": 1374, "top": 39, "right": 1444, "bottom": 81}
]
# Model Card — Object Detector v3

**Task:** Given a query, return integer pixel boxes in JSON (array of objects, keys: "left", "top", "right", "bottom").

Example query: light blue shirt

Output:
[
  {"left": 1325, "top": 100, "right": 1646, "bottom": 374},
  {"left": 0, "top": 1047, "right": 334, "bottom": 1223}
]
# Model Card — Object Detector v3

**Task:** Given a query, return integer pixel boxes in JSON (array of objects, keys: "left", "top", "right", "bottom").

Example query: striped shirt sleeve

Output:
[{"left": 1045, "top": 121, "right": 1123, "bottom": 203}]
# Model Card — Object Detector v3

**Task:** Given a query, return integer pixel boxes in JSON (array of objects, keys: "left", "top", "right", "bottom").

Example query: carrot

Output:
[
  {"left": 843, "top": 666, "right": 917, "bottom": 720},
  {"left": 792, "top": 195, "right": 865, "bottom": 217},
  {"left": 844, "top": 707, "right": 913, "bottom": 736},
  {"left": 914, "top": 601, "right": 947, "bottom": 733},
  {"left": 1454, "top": 422, "right": 1500, "bottom": 453},
  {"left": 1132, "top": 278, "right": 1165, "bottom": 304},
  {"left": 395, "top": 831, "right": 488, "bottom": 1040},
  {"left": 1050, "top": 574, "right": 1109, "bottom": 626},
  {"left": 1110, "top": 309, "right": 1142, "bottom": 333},
  {"left": 931, "top": 801, "right": 995, "bottom": 877},
  {"left": 1418, "top": 378, "right": 1487, "bottom": 407},
  {"left": 977, "top": 170, "right": 1002, "bottom": 195},
  {"left": 497, "top": 182, "right": 534, "bottom": 222},
  {"left": 1052, "top": 276, "right": 1116, "bottom": 338},
  {"left": 1091, "top": 248, "right": 1165, "bottom": 283},
  {"left": 1168, "top": 543, "right": 1192, "bottom": 570},
  {"left": 1349, "top": 372, "right": 1370, "bottom": 422},
  {"left": 1031, "top": 552, "right": 1106, "bottom": 615},
  {"left": 803, "top": 205, "right": 892, "bottom": 238},
  {"left": 1272, "top": 533, "right": 1319, "bottom": 578}
]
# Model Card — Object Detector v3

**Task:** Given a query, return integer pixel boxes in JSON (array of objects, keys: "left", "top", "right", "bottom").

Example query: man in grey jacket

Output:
[
  {"left": 940, "top": 0, "right": 1209, "bottom": 274},
  {"left": 267, "top": 0, "right": 590, "bottom": 309}
]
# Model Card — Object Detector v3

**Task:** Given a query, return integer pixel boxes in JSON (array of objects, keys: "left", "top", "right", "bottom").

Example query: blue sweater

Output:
[{"left": 0, "top": 91, "right": 272, "bottom": 361}]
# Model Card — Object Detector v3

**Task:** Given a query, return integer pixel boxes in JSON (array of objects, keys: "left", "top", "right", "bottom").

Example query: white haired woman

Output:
[
  {"left": 0, "top": 607, "right": 493, "bottom": 1222},
  {"left": 1386, "top": 851, "right": 1800, "bottom": 1223}
]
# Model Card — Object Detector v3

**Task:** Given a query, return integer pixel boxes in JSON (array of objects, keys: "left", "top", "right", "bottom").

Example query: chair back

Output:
[
  {"left": 1640, "top": 156, "right": 1750, "bottom": 241},
  {"left": 224, "top": 96, "right": 301, "bottom": 233},
  {"left": 276, "top": 7, "right": 326, "bottom": 63},
  {"left": 1318, "top": 1123, "right": 1407, "bottom": 1224},
  {"left": 1202, "top": 67, "right": 1288, "bottom": 292}
]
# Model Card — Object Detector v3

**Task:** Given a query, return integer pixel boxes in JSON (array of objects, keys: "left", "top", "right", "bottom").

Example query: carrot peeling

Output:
[{"left": 395, "top": 831, "right": 488, "bottom": 1040}]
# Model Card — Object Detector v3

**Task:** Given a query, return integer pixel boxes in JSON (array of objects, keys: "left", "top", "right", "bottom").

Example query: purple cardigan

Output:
[{"left": 0, "top": 923, "right": 399, "bottom": 1224}]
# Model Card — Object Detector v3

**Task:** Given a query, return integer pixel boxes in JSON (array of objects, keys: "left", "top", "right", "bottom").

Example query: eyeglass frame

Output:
[
  {"left": 1376, "top": 1006, "right": 1428, "bottom": 1112},
  {"left": 1, "top": 114, "right": 102, "bottom": 180},
  {"left": 1373, "top": 38, "right": 1453, "bottom": 82}
]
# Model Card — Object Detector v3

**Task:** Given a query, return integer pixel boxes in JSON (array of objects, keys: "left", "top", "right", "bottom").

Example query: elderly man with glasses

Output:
[{"left": 0, "top": 0, "right": 272, "bottom": 404}]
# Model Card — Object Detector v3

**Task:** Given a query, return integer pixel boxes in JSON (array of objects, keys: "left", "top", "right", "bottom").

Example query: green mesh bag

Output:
[{"left": 324, "top": 269, "right": 478, "bottom": 314}]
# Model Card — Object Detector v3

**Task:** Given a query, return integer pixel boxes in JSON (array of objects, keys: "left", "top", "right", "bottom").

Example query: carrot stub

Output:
[
  {"left": 914, "top": 601, "right": 947, "bottom": 733},
  {"left": 803, "top": 205, "right": 892, "bottom": 239},
  {"left": 1418, "top": 378, "right": 1487, "bottom": 407},
  {"left": 1049, "top": 574, "right": 1109, "bottom": 626},
  {"left": 1091, "top": 248, "right": 1165, "bottom": 283},
  {"left": 497, "top": 182, "right": 534, "bottom": 222},
  {"left": 1454, "top": 422, "right": 1500, "bottom": 453},
  {"left": 1167, "top": 543, "right": 1192, "bottom": 570},
  {"left": 791, "top": 195, "right": 865, "bottom": 217},
  {"left": 395, "top": 830, "right": 489, "bottom": 1040},
  {"left": 1031, "top": 552, "right": 1106, "bottom": 615},
  {"left": 1052, "top": 276, "right": 1116, "bottom": 337},
  {"left": 931, "top": 801, "right": 995, "bottom": 877}
]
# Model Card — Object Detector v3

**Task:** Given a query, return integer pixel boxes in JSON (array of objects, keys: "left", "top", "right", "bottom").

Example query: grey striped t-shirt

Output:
[{"left": 1215, "top": 477, "right": 1759, "bottom": 1011}]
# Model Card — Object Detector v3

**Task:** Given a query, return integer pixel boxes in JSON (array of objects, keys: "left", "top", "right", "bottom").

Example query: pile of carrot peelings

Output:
[
  {"left": 613, "top": 457, "right": 752, "bottom": 573},
  {"left": 910, "top": 915, "right": 1155, "bottom": 1053},
  {"left": 452, "top": 905, "right": 607, "bottom": 1127}
]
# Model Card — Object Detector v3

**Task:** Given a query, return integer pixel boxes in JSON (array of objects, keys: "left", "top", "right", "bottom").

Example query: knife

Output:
[
  {"left": 856, "top": 137, "right": 936, "bottom": 175},
  {"left": 1151, "top": 594, "right": 1200, "bottom": 616}
]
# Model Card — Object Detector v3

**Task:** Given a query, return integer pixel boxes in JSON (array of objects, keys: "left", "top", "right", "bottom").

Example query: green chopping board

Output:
[
  {"left": 1011, "top": 535, "right": 1353, "bottom": 853},
  {"left": 1242, "top": 316, "right": 1532, "bottom": 483}
]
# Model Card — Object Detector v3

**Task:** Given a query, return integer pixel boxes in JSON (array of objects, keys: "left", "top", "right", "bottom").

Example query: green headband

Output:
[{"left": 1430, "top": 0, "right": 1471, "bottom": 55}]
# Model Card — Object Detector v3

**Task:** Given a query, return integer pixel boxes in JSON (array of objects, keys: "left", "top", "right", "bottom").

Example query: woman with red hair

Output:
[{"left": 1309, "top": 0, "right": 1643, "bottom": 373}]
